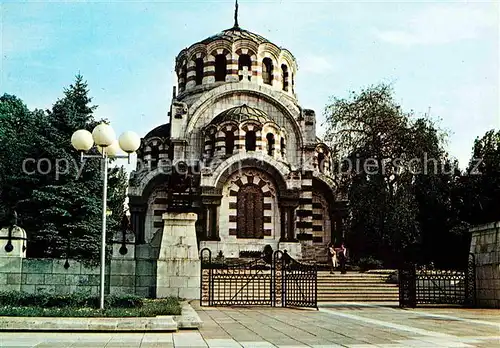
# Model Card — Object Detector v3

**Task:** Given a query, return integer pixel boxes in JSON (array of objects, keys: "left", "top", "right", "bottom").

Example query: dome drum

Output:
[{"left": 175, "top": 27, "right": 297, "bottom": 98}]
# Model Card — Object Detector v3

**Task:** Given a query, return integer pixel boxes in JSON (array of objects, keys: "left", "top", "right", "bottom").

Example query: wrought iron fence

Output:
[
  {"left": 200, "top": 248, "right": 317, "bottom": 309},
  {"left": 399, "top": 253, "right": 476, "bottom": 308}
]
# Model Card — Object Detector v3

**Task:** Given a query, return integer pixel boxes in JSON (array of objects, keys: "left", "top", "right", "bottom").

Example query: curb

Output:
[{"left": 0, "top": 301, "right": 203, "bottom": 332}]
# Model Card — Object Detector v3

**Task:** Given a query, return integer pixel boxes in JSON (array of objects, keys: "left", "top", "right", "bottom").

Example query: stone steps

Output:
[{"left": 317, "top": 271, "right": 399, "bottom": 302}]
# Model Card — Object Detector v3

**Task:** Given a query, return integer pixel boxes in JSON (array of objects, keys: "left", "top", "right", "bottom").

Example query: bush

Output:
[
  {"left": 357, "top": 257, "right": 384, "bottom": 272},
  {"left": 0, "top": 292, "right": 143, "bottom": 309},
  {"left": 0, "top": 297, "right": 181, "bottom": 317}
]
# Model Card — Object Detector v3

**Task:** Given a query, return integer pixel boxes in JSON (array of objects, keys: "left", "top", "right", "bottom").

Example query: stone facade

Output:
[
  {"left": 128, "top": 21, "right": 349, "bottom": 268},
  {"left": 469, "top": 222, "right": 500, "bottom": 308}
]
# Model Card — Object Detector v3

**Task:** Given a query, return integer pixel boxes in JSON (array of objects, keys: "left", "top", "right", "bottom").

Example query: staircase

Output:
[{"left": 317, "top": 270, "right": 399, "bottom": 302}]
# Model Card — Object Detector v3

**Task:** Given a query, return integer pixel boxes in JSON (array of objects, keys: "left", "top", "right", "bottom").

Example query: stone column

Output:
[
  {"left": 278, "top": 191, "right": 301, "bottom": 259},
  {"left": 156, "top": 212, "right": 200, "bottom": 299},
  {"left": 469, "top": 222, "right": 500, "bottom": 308},
  {"left": 201, "top": 187, "right": 222, "bottom": 241}
]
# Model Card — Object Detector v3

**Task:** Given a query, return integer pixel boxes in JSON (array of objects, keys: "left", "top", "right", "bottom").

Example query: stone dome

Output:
[
  {"left": 144, "top": 123, "right": 170, "bottom": 140},
  {"left": 210, "top": 104, "right": 271, "bottom": 126},
  {"left": 200, "top": 26, "right": 270, "bottom": 46}
]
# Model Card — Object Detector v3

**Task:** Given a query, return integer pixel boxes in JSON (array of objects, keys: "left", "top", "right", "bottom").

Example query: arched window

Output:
[
  {"left": 179, "top": 65, "right": 187, "bottom": 91},
  {"left": 266, "top": 133, "right": 275, "bottom": 156},
  {"left": 237, "top": 184, "right": 264, "bottom": 238},
  {"left": 225, "top": 131, "right": 235, "bottom": 156},
  {"left": 262, "top": 58, "right": 273, "bottom": 85},
  {"left": 208, "top": 133, "right": 216, "bottom": 157},
  {"left": 317, "top": 152, "right": 325, "bottom": 173},
  {"left": 195, "top": 58, "right": 204, "bottom": 85},
  {"left": 245, "top": 130, "right": 256, "bottom": 151},
  {"left": 281, "top": 64, "right": 289, "bottom": 91},
  {"left": 238, "top": 54, "right": 252, "bottom": 81},
  {"left": 215, "top": 54, "right": 227, "bottom": 82},
  {"left": 150, "top": 146, "right": 159, "bottom": 169},
  {"left": 280, "top": 138, "right": 286, "bottom": 157}
]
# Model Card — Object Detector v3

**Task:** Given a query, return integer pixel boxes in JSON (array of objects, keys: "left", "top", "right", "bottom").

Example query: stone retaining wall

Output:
[
  {"left": 0, "top": 257, "right": 151, "bottom": 296},
  {"left": 469, "top": 222, "right": 500, "bottom": 308}
]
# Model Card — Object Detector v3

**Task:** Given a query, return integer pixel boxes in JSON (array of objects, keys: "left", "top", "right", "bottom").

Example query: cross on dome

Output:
[{"left": 239, "top": 66, "right": 251, "bottom": 81}]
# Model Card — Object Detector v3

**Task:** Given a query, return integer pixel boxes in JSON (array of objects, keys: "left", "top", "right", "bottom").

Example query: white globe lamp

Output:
[
  {"left": 118, "top": 131, "right": 141, "bottom": 153},
  {"left": 92, "top": 123, "right": 116, "bottom": 147},
  {"left": 71, "top": 129, "right": 94, "bottom": 152}
]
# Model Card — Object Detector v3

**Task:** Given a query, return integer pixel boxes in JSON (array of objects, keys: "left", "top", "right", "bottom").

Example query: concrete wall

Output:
[{"left": 469, "top": 222, "right": 500, "bottom": 308}]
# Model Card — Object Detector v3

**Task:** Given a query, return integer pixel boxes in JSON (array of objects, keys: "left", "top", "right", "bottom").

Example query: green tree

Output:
[
  {"left": 323, "top": 84, "right": 460, "bottom": 266},
  {"left": 0, "top": 75, "right": 128, "bottom": 264},
  {"left": 460, "top": 130, "right": 500, "bottom": 225}
]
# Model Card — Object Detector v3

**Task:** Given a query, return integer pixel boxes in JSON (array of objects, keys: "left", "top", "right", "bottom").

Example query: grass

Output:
[{"left": 0, "top": 294, "right": 182, "bottom": 317}]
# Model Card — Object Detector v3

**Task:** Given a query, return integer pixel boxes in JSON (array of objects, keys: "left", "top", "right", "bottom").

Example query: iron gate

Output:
[
  {"left": 399, "top": 253, "right": 476, "bottom": 308},
  {"left": 200, "top": 248, "right": 317, "bottom": 309}
]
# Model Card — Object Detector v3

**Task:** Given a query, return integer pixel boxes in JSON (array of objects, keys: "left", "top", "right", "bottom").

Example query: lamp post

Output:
[{"left": 71, "top": 124, "right": 140, "bottom": 310}]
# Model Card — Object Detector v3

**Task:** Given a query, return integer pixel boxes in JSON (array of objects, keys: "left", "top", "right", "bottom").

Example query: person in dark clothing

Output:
[{"left": 338, "top": 243, "right": 347, "bottom": 274}]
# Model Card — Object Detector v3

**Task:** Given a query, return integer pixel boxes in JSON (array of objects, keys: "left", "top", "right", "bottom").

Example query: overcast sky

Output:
[{"left": 2, "top": 0, "right": 499, "bottom": 170}]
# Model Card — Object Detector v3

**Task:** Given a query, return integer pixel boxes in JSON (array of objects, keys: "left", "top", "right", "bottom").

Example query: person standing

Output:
[
  {"left": 339, "top": 243, "right": 347, "bottom": 274},
  {"left": 328, "top": 243, "right": 337, "bottom": 274}
]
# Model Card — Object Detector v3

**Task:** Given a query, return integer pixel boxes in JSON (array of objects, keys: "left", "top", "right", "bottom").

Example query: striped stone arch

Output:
[
  {"left": 262, "top": 122, "right": 280, "bottom": 158},
  {"left": 177, "top": 58, "right": 188, "bottom": 92},
  {"left": 314, "top": 143, "right": 331, "bottom": 174},
  {"left": 210, "top": 154, "right": 289, "bottom": 193},
  {"left": 187, "top": 50, "right": 207, "bottom": 88},
  {"left": 206, "top": 48, "right": 232, "bottom": 83},
  {"left": 259, "top": 43, "right": 280, "bottom": 62},
  {"left": 187, "top": 44, "right": 207, "bottom": 62},
  {"left": 234, "top": 39, "right": 259, "bottom": 56},
  {"left": 184, "top": 84, "right": 302, "bottom": 137},
  {"left": 240, "top": 121, "right": 263, "bottom": 152},
  {"left": 215, "top": 122, "right": 239, "bottom": 156},
  {"left": 224, "top": 170, "right": 277, "bottom": 238},
  {"left": 235, "top": 48, "right": 258, "bottom": 80}
]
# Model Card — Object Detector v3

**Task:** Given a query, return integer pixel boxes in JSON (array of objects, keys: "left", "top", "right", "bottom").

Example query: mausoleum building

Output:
[{"left": 127, "top": 15, "right": 348, "bottom": 264}]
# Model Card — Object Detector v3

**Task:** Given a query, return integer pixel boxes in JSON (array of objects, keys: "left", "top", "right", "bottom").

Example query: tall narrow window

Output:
[
  {"left": 150, "top": 146, "right": 159, "bottom": 169},
  {"left": 179, "top": 65, "right": 187, "bottom": 92},
  {"left": 215, "top": 55, "right": 227, "bottom": 82},
  {"left": 209, "top": 133, "right": 216, "bottom": 157},
  {"left": 238, "top": 54, "right": 252, "bottom": 81},
  {"left": 266, "top": 133, "right": 275, "bottom": 156},
  {"left": 245, "top": 131, "right": 256, "bottom": 151},
  {"left": 291, "top": 72, "right": 295, "bottom": 93},
  {"left": 195, "top": 58, "right": 204, "bottom": 85},
  {"left": 280, "top": 137, "right": 286, "bottom": 157},
  {"left": 281, "top": 64, "right": 289, "bottom": 91},
  {"left": 262, "top": 58, "right": 273, "bottom": 85},
  {"left": 225, "top": 131, "right": 235, "bottom": 156},
  {"left": 237, "top": 184, "right": 264, "bottom": 238},
  {"left": 317, "top": 152, "right": 325, "bottom": 173}
]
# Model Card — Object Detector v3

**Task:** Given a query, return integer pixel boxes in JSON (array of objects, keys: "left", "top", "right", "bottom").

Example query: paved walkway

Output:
[{"left": 1, "top": 302, "right": 499, "bottom": 347}]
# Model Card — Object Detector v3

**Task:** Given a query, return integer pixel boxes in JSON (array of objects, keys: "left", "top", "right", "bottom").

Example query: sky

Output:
[{"left": 1, "top": 0, "right": 499, "bottom": 171}]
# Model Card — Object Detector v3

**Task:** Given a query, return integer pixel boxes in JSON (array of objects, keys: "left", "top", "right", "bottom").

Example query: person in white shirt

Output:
[{"left": 328, "top": 243, "right": 337, "bottom": 274}]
